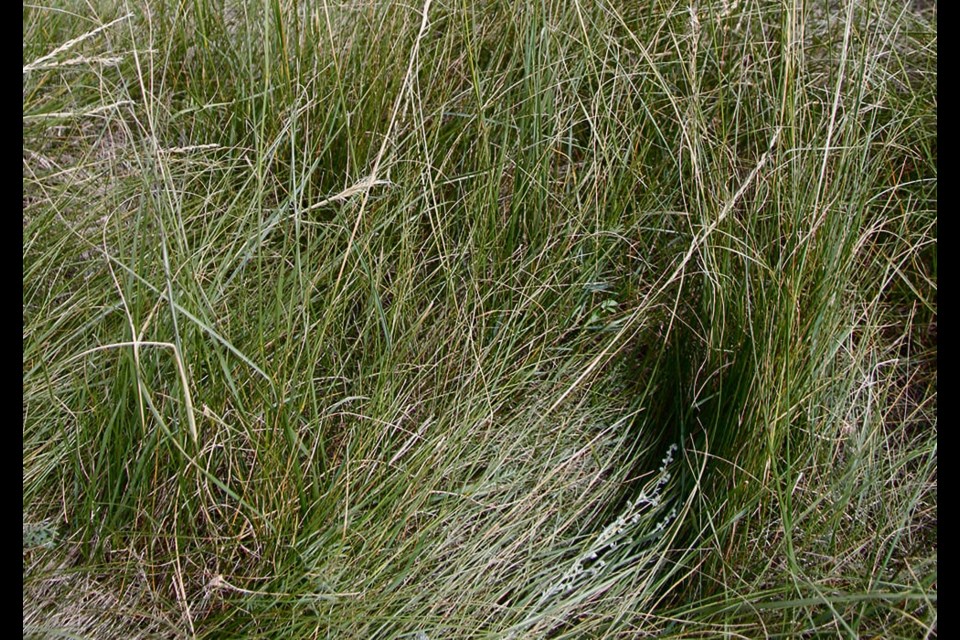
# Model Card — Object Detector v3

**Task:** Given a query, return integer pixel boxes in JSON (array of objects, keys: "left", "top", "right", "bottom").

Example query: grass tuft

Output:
[{"left": 25, "top": 0, "right": 935, "bottom": 637}]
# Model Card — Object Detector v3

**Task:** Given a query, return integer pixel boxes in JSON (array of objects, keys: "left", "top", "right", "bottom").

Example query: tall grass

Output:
[{"left": 24, "top": 0, "right": 936, "bottom": 637}]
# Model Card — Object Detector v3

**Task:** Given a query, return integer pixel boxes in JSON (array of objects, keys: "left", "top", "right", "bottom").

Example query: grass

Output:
[{"left": 23, "top": 0, "right": 936, "bottom": 637}]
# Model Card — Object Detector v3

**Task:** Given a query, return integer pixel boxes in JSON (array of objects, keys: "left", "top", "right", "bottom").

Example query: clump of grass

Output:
[{"left": 24, "top": 0, "right": 935, "bottom": 637}]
